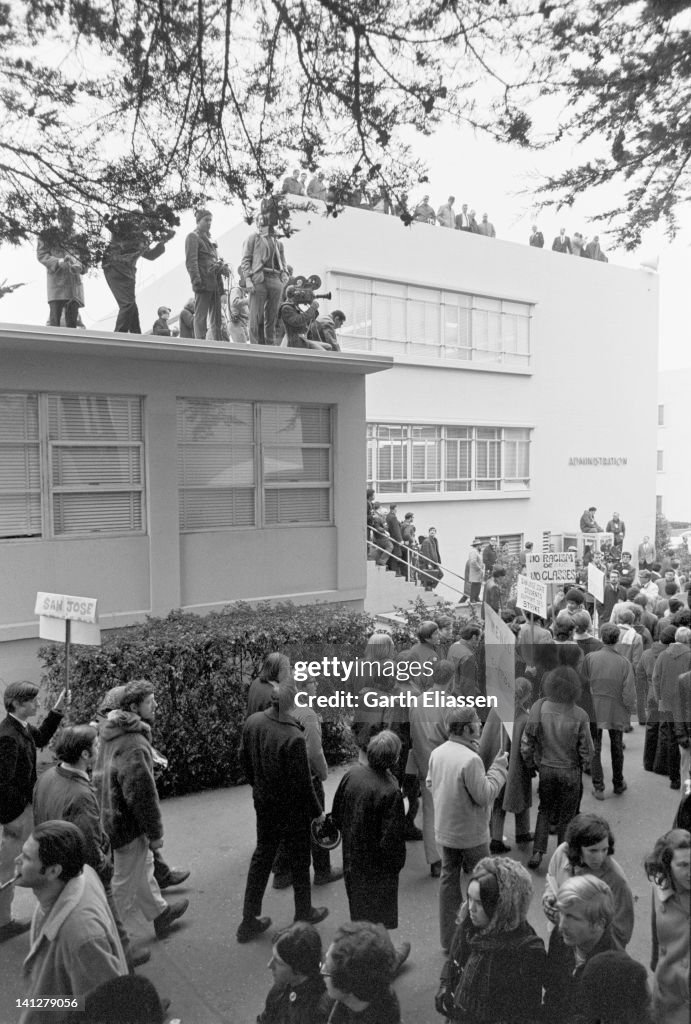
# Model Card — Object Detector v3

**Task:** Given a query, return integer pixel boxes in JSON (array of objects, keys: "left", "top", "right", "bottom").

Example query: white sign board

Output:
[
  {"left": 526, "top": 552, "right": 577, "bottom": 584},
  {"left": 516, "top": 575, "right": 548, "bottom": 619},
  {"left": 39, "top": 616, "right": 101, "bottom": 646},
  {"left": 484, "top": 604, "right": 516, "bottom": 736},
  {"left": 35, "top": 592, "right": 98, "bottom": 624},
  {"left": 587, "top": 564, "right": 605, "bottom": 603}
]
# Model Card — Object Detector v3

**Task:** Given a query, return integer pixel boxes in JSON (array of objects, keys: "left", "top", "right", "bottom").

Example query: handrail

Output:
[{"left": 367, "top": 541, "right": 468, "bottom": 600}]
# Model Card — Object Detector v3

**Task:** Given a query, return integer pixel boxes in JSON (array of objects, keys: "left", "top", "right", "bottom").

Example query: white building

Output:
[
  {"left": 657, "top": 368, "right": 691, "bottom": 523},
  {"left": 133, "top": 204, "right": 660, "bottom": 580}
]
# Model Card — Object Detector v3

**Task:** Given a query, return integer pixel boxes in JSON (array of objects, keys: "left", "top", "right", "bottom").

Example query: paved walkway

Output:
[{"left": 0, "top": 726, "right": 681, "bottom": 1023}]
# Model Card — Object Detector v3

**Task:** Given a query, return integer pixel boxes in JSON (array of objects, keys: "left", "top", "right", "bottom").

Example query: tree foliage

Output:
[
  {"left": 0, "top": 0, "right": 523, "bottom": 260},
  {"left": 512, "top": 0, "right": 691, "bottom": 248}
]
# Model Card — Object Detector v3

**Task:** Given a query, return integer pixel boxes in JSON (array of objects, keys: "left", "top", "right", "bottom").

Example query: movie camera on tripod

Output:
[{"left": 285, "top": 274, "right": 331, "bottom": 306}]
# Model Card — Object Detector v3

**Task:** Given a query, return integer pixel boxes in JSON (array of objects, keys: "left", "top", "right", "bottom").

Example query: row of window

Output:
[
  {"left": 331, "top": 273, "right": 532, "bottom": 366},
  {"left": 0, "top": 393, "right": 333, "bottom": 538},
  {"left": 0, "top": 395, "right": 533, "bottom": 539},
  {"left": 367, "top": 424, "right": 531, "bottom": 494}
]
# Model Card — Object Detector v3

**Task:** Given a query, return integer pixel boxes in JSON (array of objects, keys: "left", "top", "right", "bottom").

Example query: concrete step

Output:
[{"left": 364, "top": 559, "right": 468, "bottom": 615}]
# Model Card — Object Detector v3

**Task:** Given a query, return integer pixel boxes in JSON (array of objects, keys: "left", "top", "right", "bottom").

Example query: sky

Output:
[{"left": 1, "top": 118, "right": 690, "bottom": 370}]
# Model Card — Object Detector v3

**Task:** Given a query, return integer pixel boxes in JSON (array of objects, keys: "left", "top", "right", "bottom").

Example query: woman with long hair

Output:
[
  {"left": 644, "top": 829, "right": 690, "bottom": 1024},
  {"left": 435, "top": 857, "right": 545, "bottom": 1023}
]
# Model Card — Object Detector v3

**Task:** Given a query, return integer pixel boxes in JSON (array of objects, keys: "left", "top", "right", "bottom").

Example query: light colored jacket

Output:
[
  {"left": 426, "top": 736, "right": 506, "bottom": 849},
  {"left": 36, "top": 240, "right": 85, "bottom": 304},
  {"left": 239, "top": 232, "right": 287, "bottom": 283},
  {"left": 21, "top": 866, "right": 127, "bottom": 1023},
  {"left": 467, "top": 548, "right": 484, "bottom": 583},
  {"left": 436, "top": 203, "right": 455, "bottom": 228},
  {"left": 543, "top": 842, "right": 635, "bottom": 948}
]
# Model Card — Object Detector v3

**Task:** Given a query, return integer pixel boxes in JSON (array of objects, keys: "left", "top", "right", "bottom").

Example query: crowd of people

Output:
[
  {"left": 1, "top": 529, "right": 690, "bottom": 1021},
  {"left": 280, "top": 168, "right": 610, "bottom": 261}
]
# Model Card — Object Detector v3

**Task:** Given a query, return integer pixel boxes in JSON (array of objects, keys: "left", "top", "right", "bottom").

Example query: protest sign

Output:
[
  {"left": 516, "top": 575, "right": 548, "bottom": 619},
  {"left": 484, "top": 605, "right": 516, "bottom": 739}
]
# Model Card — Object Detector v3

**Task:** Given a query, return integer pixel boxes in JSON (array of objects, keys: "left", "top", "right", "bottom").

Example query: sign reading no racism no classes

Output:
[{"left": 526, "top": 552, "right": 576, "bottom": 584}]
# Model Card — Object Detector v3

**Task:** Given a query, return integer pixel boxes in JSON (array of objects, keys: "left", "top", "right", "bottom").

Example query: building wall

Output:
[
  {"left": 657, "top": 368, "right": 691, "bottom": 523},
  {"left": 201, "top": 208, "right": 658, "bottom": 573},
  {"left": 0, "top": 329, "right": 389, "bottom": 681}
]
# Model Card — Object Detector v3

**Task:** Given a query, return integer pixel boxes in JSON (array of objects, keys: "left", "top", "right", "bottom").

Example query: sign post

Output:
[{"left": 34, "top": 592, "right": 100, "bottom": 699}]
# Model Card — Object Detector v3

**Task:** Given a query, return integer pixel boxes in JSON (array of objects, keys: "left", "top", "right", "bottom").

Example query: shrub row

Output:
[{"left": 39, "top": 602, "right": 374, "bottom": 797}]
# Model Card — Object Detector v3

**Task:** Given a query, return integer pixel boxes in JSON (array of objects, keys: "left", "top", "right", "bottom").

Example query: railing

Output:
[{"left": 367, "top": 540, "right": 470, "bottom": 601}]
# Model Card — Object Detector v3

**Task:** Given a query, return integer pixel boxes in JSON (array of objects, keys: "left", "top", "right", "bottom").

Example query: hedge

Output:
[{"left": 39, "top": 602, "right": 373, "bottom": 798}]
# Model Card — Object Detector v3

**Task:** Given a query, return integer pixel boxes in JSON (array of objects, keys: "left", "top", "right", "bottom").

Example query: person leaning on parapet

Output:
[
  {"left": 306, "top": 171, "right": 327, "bottom": 201},
  {"left": 37, "top": 209, "right": 87, "bottom": 329},
  {"left": 308, "top": 309, "right": 344, "bottom": 352},
  {"left": 552, "top": 227, "right": 572, "bottom": 254},
  {"left": 529, "top": 224, "right": 544, "bottom": 248},
  {"left": 477, "top": 212, "right": 496, "bottom": 237},
  {"left": 102, "top": 205, "right": 174, "bottom": 334},
  {"left": 455, "top": 203, "right": 472, "bottom": 231},
  {"left": 436, "top": 196, "right": 455, "bottom": 228},
  {"left": 586, "top": 235, "right": 608, "bottom": 262},
  {"left": 413, "top": 195, "right": 436, "bottom": 223},
  {"left": 185, "top": 208, "right": 227, "bottom": 341},
  {"left": 0, "top": 681, "right": 66, "bottom": 942},
  {"left": 281, "top": 168, "right": 304, "bottom": 195},
  {"left": 240, "top": 213, "right": 289, "bottom": 346}
]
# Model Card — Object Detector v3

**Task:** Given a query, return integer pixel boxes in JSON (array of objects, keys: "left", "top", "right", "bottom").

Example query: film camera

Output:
[{"left": 285, "top": 274, "right": 331, "bottom": 305}]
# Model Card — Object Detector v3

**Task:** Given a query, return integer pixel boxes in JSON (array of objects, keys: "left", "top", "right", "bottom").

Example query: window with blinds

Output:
[
  {"left": 367, "top": 423, "right": 531, "bottom": 495},
  {"left": 332, "top": 274, "right": 532, "bottom": 365},
  {"left": 0, "top": 392, "right": 145, "bottom": 539},
  {"left": 177, "top": 400, "right": 333, "bottom": 530},
  {"left": 0, "top": 394, "right": 41, "bottom": 538}
]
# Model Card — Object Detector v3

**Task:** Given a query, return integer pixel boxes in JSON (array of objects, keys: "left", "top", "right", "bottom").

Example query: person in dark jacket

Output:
[
  {"left": 420, "top": 527, "right": 443, "bottom": 590},
  {"left": 96, "top": 679, "right": 188, "bottom": 941},
  {"left": 435, "top": 856, "right": 545, "bottom": 1024},
  {"left": 103, "top": 207, "right": 173, "bottom": 334},
  {"left": 385, "top": 504, "right": 404, "bottom": 576},
  {"left": 178, "top": 298, "right": 195, "bottom": 338},
  {"left": 237, "top": 682, "right": 327, "bottom": 943},
  {"left": 521, "top": 667, "right": 593, "bottom": 870},
  {"left": 185, "top": 209, "right": 227, "bottom": 340},
  {"left": 321, "top": 921, "right": 401, "bottom": 1024},
  {"left": 544, "top": 875, "right": 621, "bottom": 1024},
  {"left": 150, "top": 306, "right": 172, "bottom": 336},
  {"left": 32, "top": 725, "right": 149, "bottom": 969},
  {"left": 258, "top": 922, "right": 329, "bottom": 1024},
  {"left": 278, "top": 289, "right": 329, "bottom": 349},
  {"left": 0, "top": 681, "right": 65, "bottom": 940},
  {"left": 331, "top": 730, "right": 407, "bottom": 933}
]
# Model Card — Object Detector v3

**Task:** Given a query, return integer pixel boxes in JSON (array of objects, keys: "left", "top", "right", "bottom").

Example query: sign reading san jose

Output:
[{"left": 34, "top": 592, "right": 98, "bottom": 624}]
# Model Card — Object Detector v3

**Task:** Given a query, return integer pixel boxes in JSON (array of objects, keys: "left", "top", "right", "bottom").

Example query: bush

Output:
[{"left": 39, "top": 602, "right": 371, "bottom": 797}]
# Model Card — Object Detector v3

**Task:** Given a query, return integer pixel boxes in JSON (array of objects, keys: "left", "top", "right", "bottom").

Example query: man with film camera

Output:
[{"left": 185, "top": 208, "right": 228, "bottom": 341}]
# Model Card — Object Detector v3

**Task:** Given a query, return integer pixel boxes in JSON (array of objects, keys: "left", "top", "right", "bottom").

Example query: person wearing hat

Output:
[
  {"left": 185, "top": 209, "right": 227, "bottom": 341},
  {"left": 435, "top": 857, "right": 545, "bottom": 1022},
  {"left": 257, "top": 922, "right": 328, "bottom": 1024},
  {"left": 150, "top": 305, "right": 172, "bottom": 337},
  {"left": 426, "top": 707, "right": 508, "bottom": 951},
  {"left": 467, "top": 539, "right": 484, "bottom": 602}
]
